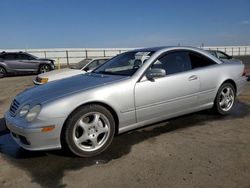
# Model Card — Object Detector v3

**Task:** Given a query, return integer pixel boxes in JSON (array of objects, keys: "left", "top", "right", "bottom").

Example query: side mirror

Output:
[{"left": 146, "top": 68, "right": 166, "bottom": 81}]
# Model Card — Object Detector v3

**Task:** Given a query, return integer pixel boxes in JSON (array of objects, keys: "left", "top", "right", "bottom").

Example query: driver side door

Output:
[{"left": 134, "top": 51, "right": 200, "bottom": 122}]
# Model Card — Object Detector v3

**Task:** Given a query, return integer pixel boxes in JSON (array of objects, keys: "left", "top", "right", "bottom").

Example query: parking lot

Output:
[{"left": 0, "top": 65, "right": 250, "bottom": 188}]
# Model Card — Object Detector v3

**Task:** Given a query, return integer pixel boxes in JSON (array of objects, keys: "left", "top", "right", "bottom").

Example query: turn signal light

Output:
[{"left": 41, "top": 125, "right": 55, "bottom": 132}]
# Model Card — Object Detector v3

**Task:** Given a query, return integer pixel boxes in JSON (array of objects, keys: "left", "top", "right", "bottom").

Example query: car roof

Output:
[
  {"left": 130, "top": 46, "right": 206, "bottom": 53},
  {"left": 129, "top": 46, "right": 222, "bottom": 64},
  {"left": 0, "top": 51, "right": 28, "bottom": 54},
  {"left": 130, "top": 46, "right": 173, "bottom": 52}
]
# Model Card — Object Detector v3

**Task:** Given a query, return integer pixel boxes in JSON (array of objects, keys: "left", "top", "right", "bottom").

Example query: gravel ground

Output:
[{"left": 0, "top": 60, "right": 250, "bottom": 188}]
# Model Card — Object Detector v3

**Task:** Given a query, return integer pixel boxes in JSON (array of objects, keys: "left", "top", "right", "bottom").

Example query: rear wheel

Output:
[
  {"left": 0, "top": 66, "right": 6, "bottom": 78},
  {"left": 39, "top": 64, "right": 51, "bottom": 73},
  {"left": 213, "top": 83, "right": 235, "bottom": 115},
  {"left": 61, "top": 104, "right": 115, "bottom": 157}
]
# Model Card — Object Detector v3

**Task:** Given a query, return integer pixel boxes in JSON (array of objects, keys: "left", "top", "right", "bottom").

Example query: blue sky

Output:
[{"left": 0, "top": 0, "right": 250, "bottom": 48}]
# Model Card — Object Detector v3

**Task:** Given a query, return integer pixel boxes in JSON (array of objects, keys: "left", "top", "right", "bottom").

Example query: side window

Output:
[
  {"left": 86, "top": 60, "right": 99, "bottom": 70},
  {"left": 98, "top": 59, "right": 107, "bottom": 65},
  {"left": 17, "top": 54, "right": 27, "bottom": 60},
  {"left": 3, "top": 53, "right": 17, "bottom": 60},
  {"left": 189, "top": 52, "right": 216, "bottom": 69},
  {"left": 17, "top": 54, "right": 34, "bottom": 60},
  {"left": 152, "top": 51, "right": 192, "bottom": 75},
  {"left": 216, "top": 52, "right": 229, "bottom": 59},
  {"left": 209, "top": 51, "right": 217, "bottom": 57}
]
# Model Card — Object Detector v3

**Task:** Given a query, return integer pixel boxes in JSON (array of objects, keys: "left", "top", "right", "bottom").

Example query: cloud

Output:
[{"left": 240, "top": 20, "right": 250, "bottom": 25}]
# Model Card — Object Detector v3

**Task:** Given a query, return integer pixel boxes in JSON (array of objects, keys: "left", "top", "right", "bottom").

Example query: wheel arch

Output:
[
  {"left": 220, "top": 79, "right": 237, "bottom": 94},
  {"left": 61, "top": 101, "right": 120, "bottom": 138},
  {"left": 213, "top": 78, "right": 237, "bottom": 115}
]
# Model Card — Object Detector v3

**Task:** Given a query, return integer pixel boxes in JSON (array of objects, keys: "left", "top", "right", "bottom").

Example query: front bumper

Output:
[
  {"left": 33, "top": 79, "right": 43, "bottom": 85},
  {"left": 4, "top": 112, "right": 63, "bottom": 151}
]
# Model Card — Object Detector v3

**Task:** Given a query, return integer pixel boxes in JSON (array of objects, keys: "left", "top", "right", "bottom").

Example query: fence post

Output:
[
  {"left": 239, "top": 47, "right": 240, "bottom": 56},
  {"left": 245, "top": 47, "right": 247, "bottom": 56},
  {"left": 85, "top": 50, "right": 88, "bottom": 59},
  {"left": 225, "top": 48, "right": 226, "bottom": 53},
  {"left": 44, "top": 51, "right": 47, "bottom": 58},
  {"left": 103, "top": 50, "right": 106, "bottom": 57},
  {"left": 66, "top": 50, "right": 69, "bottom": 67},
  {"left": 57, "top": 58, "right": 60, "bottom": 70},
  {"left": 119, "top": 50, "right": 121, "bottom": 54},
  {"left": 232, "top": 48, "right": 233, "bottom": 56}
]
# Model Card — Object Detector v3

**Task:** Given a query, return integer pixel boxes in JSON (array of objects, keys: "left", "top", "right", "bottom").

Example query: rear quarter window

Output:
[{"left": 189, "top": 52, "right": 216, "bottom": 69}]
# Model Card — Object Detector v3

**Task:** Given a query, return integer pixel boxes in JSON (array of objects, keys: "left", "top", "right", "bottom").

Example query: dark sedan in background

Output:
[{"left": 0, "top": 51, "right": 55, "bottom": 77}]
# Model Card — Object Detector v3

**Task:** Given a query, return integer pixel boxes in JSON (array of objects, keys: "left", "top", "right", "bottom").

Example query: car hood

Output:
[
  {"left": 16, "top": 73, "right": 127, "bottom": 104},
  {"left": 38, "top": 68, "right": 84, "bottom": 81}
]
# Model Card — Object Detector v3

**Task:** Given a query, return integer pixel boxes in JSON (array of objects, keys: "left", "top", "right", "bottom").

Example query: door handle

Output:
[{"left": 188, "top": 75, "right": 198, "bottom": 81}]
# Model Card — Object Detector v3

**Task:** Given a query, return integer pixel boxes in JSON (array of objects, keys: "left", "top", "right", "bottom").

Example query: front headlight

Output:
[
  {"left": 19, "top": 105, "right": 30, "bottom": 117},
  {"left": 25, "top": 105, "right": 41, "bottom": 122}
]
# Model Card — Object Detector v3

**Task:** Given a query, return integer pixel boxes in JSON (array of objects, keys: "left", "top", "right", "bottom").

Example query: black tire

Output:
[
  {"left": 61, "top": 104, "right": 116, "bottom": 157},
  {"left": 213, "top": 83, "right": 236, "bottom": 115},
  {"left": 0, "top": 66, "right": 6, "bottom": 78},
  {"left": 39, "top": 64, "right": 51, "bottom": 73}
]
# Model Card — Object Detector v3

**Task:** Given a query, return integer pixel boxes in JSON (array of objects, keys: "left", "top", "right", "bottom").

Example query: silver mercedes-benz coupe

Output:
[{"left": 5, "top": 46, "right": 247, "bottom": 157}]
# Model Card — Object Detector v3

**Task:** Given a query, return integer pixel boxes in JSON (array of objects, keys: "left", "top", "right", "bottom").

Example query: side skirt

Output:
[{"left": 118, "top": 103, "right": 213, "bottom": 134}]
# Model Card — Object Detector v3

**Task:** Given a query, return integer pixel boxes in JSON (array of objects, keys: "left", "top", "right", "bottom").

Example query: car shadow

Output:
[{"left": 0, "top": 101, "right": 249, "bottom": 188}]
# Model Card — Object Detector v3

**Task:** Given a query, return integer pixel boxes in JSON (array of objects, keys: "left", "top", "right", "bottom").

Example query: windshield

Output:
[
  {"left": 93, "top": 51, "right": 154, "bottom": 76},
  {"left": 71, "top": 59, "right": 92, "bottom": 69}
]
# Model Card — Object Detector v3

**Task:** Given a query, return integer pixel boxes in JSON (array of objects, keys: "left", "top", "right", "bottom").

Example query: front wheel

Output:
[
  {"left": 39, "top": 64, "right": 51, "bottom": 73},
  {"left": 61, "top": 104, "right": 115, "bottom": 157},
  {"left": 213, "top": 83, "right": 235, "bottom": 115}
]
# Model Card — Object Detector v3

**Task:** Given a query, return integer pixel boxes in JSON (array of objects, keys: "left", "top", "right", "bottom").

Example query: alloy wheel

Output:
[
  {"left": 72, "top": 112, "right": 111, "bottom": 152},
  {"left": 219, "top": 86, "right": 235, "bottom": 112},
  {"left": 40, "top": 65, "right": 50, "bottom": 73}
]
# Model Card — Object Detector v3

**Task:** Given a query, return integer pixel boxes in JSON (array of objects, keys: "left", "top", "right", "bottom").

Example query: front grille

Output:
[{"left": 9, "top": 99, "right": 20, "bottom": 116}]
